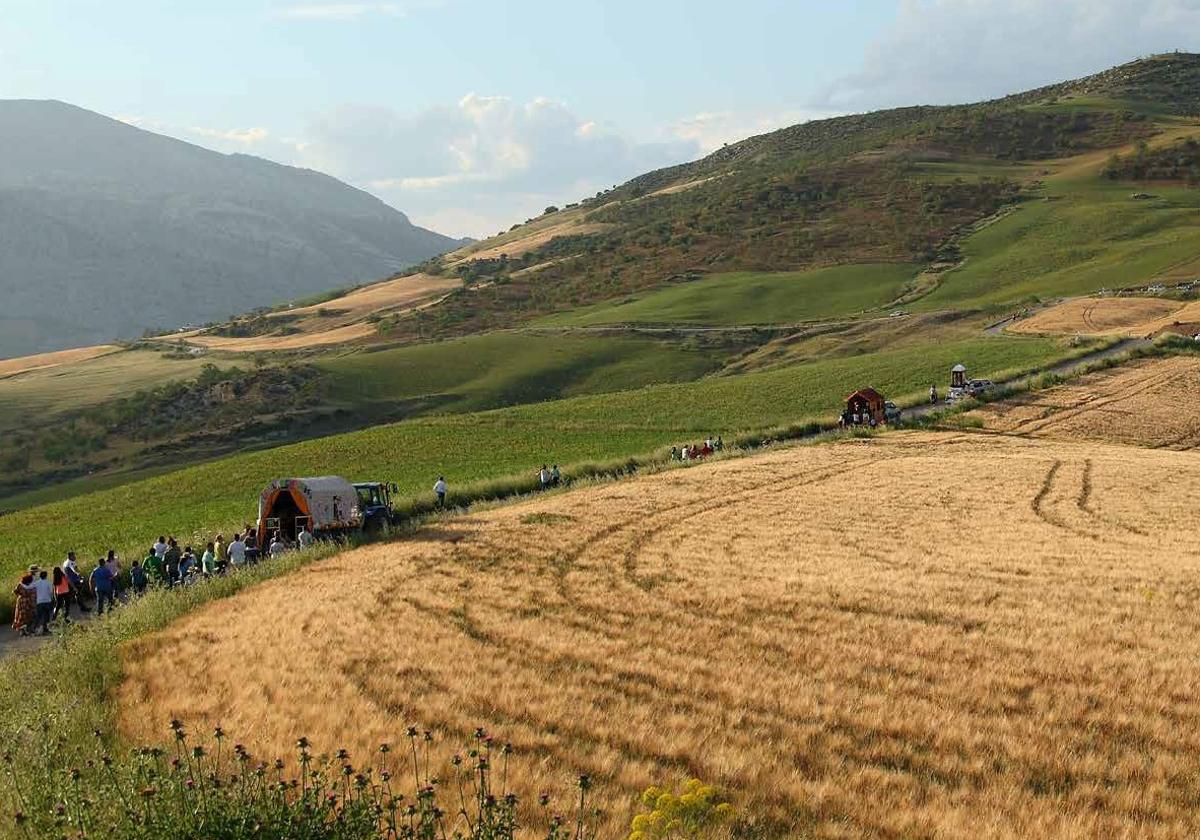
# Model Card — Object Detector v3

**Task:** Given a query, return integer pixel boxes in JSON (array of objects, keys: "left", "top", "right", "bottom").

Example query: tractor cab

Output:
[{"left": 353, "top": 482, "right": 398, "bottom": 531}]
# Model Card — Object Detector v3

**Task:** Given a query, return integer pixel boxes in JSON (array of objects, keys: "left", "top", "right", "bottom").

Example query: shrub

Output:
[{"left": 628, "top": 779, "right": 735, "bottom": 839}]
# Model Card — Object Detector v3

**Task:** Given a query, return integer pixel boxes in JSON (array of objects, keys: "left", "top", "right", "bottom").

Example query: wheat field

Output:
[
  {"left": 969, "top": 355, "right": 1200, "bottom": 449},
  {"left": 1008, "top": 296, "right": 1200, "bottom": 337},
  {"left": 119, "top": 431, "right": 1200, "bottom": 838}
]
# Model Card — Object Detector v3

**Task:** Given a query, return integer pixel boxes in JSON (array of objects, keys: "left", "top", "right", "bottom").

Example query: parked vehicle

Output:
[
  {"left": 256, "top": 476, "right": 398, "bottom": 545},
  {"left": 884, "top": 401, "right": 902, "bottom": 423},
  {"left": 967, "top": 379, "right": 996, "bottom": 396}
]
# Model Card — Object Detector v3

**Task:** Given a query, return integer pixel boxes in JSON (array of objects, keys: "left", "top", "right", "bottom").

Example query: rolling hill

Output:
[{"left": 0, "top": 100, "right": 461, "bottom": 358}]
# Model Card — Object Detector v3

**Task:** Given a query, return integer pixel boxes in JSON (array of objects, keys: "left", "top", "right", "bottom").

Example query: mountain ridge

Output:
[{"left": 0, "top": 99, "right": 459, "bottom": 359}]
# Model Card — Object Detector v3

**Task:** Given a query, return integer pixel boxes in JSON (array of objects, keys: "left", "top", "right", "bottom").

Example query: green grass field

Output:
[
  {"left": 0, "top": 333, "right": 1071, "bottom": 591},
  {"left": 319, "top": 332, "right": 725, "bottom": 412},
  {"left": 537, "top": 264, "right": 919, "bottom": 327},
  {"left": 0, "top": 349, "right": 222, "bottom": 429},
  {"left": 916, "top": 144, "right": 1200, "bottom": 311}
]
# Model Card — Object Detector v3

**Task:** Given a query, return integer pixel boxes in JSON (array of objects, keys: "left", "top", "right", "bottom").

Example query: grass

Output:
[
  {"left": 537, "top": 264, "right": 920, "bottom": 327},
  {"left": 318, "top": 332, "right": 726, "bottom": 413},
  {"left": 0, "top": 334, "right": 1073, "bottom": 599},
  {"left": 915, "top": 132, "right": 1200, "bottom": 312},
  {"left": 0, "top": 349, "right": 222, "bottom": 430},
  {"left": 116, "top": 430, "right": 1200, "bottom": 838}
]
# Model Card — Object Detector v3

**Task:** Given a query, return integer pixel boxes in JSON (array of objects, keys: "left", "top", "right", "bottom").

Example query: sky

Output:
[{"left": 1, "top": 0, "right": 1197, "bottom": 238}]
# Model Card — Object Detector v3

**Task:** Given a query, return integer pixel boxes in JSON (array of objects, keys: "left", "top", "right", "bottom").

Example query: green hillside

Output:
[{"left": 538, "top": 263, "right": 919, "bottom": 327}]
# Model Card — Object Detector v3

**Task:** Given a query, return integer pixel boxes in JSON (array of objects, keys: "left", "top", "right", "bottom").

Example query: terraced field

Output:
[
  {"left": 1008, "top": 297, "right": 1200, "bottom": 338},
  {"left": 969, "top": 355, "right": 1200, "bottom": 448},
  {"left": 120, "top": 431, "right": 1200, "bottom": 839}
]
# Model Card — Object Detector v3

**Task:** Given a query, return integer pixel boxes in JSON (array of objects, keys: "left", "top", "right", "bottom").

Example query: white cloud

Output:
[
  {"left": 820, "top": 0, "right": 1200, "bottom": 111},
  {"left": 188, "top": 125, "right": 272, "bottom": 145}
]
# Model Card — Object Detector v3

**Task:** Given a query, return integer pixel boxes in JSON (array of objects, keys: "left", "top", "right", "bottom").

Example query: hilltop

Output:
[{"left": 0, "top": 100, "right": 460, "bottom": 358}]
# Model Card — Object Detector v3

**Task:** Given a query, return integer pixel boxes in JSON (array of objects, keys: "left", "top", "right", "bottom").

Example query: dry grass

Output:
[
  {"left": 1008, "top": 296, "right": 1200, "bottom": 337},
  {"left": 0, "top": 344, "right": 120, "bottom": 379},
  {"left": 118, "top": 430, "right": 1200, "bottom": 838},
  {"left": 175, "top": 273, "right": 461, "bottom": 352},
  {"left": 448, "top": 221, "right": 614, "bottom": 264},
  {"left": 968, "top": 355, "right": 1200, "bottom": 449}
]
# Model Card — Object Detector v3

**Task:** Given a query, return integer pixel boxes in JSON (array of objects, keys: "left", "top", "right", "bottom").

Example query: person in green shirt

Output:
[{"left": 142, "top": 547, "right": 164, "bottom": 584}]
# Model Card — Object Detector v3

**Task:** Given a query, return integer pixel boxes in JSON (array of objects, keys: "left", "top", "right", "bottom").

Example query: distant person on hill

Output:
[
  {"left": 105, "top": 552, "right": 122, "bottom": 600},
  {"left": 12, "top": 572, "right": 36, "bottom": 636},
  {"left": 670, "top": 446, "right": 679, "bottom": 461},
  {"left": 52, "top": 567, "right": 72, "bottom": 621},
  {"left": 715, "top": 436, "right": 724, "bottom": 452},
  {"left": 228, "top": 533, "right": 247, "bottom": 568},
  {"left": 269, "top": 533, "right": 288, "bottom": 558},
  {"left": 297, "top": 526, "right": 315, "bottom": 550},
  {"left": 153, "top": 536, "right": 168, "bottom": 560},
  {"left": 930, "top": 384, "right": 938, "bottom": 405},
  {"left": 539, "top": 465, "right": 551, "bottom": 489},
  {"left": 89, "top": 562, "right": 115, "bottom": 616},
  {"left": 551, "top": 464, "right": 561, "bottom": 486},
  {"left": 201, "top": 542, "right": 217, "bottom": 577},
  {"left": 433, "top": 476, "right": 448, "bottom": 507},
  {"left": 129, "top": 560, "right": 148, "bottom": 595}
]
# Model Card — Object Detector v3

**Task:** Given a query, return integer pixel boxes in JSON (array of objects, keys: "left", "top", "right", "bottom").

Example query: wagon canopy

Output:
[{"left": 257, "top": 476, "right": 361, "bottom": 544}]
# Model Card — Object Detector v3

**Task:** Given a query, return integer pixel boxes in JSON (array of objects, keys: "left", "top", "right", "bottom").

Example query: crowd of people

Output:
[
  {"left": 11, "top": 524, "right": 316, "bottom": 637},
  {"left": 669, "top": 436, "right": 723, "bottom": 462}
]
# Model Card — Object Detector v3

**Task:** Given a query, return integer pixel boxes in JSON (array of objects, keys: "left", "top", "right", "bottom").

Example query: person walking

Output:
[
  {"left": 228, "top": 532, "right": 247, "bottom": 568},
  {"left": 539, "top": 465, "right": 551, "bottom": 490},
  {"left": 129, "top": 560, "right": 148, "bottom": 594},
  {"left": 551, "top": 464, "right": 561, "bottom": 486},
  {"left": 433, "top": 476, "right": 448, "bottom": 508},
  {"left": 12, "top": 572, "right": 36, "bottom": 636},
  {"left": 90, "top": 562, "right": 115, "bottom": 616},
  {"left": 269, "top": 532, "right": 288, "bottom": 558},
  {"left": 63, "top": 552, "right": 91, "bottom": 613},
  {"left": 214, "top": 534, "right": 228, "bottom": 574},
  {"left": 153, "top": 536, "right": 168, "bottom": 560},
  {"left": 929, "top": 384, "right": 938, "bottom": 405},
  {"left": 201, "top": 542, "right": 217, "bottom": 577},
  {"left": 31, "top": 570, "right": 54, "bottom": 636},
  {"left": 163, "top": 538, "right": 181, "bottom": 588},
  {"left": 297, "top": 526, "right": 315, "bottom": 549},
  {"left": 52, "top": 567, "right": 73, "bottom": 622}
]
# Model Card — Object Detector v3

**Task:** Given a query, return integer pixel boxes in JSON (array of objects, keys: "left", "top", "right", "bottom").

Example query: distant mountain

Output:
[{"left": 0, "top": 100, "right": 460, "bottom": 358}]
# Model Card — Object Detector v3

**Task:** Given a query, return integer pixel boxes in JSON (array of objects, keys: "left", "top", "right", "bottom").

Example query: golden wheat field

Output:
[
  {"left": 119, "top": 431, "right": 1200, "bottom": 839},
  {"left": 969, "top": 355, "right": 1200, "bottom": 449},
  {"left": 1008, "top": 296, "right": 1200, "bottom": 337}
]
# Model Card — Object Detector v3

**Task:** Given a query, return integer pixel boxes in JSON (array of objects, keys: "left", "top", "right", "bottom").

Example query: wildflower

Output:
[
  {"left": 335, "top": 748, "right": 349, "bottom": 761},
  {"left": 423, "top": 730, "right": 432, "bottom": 742},
  {"left": 13, "top": 811, "right": 25, "bottom": 825},
  {"left": 378, "top": 743, "right": 391, "bottom": 754},
  {"left": 213, "top": 726, "right": 225, "bottom": 740},
  {"left": 451, "top": 754, "right": 462, "bottom": 766},
  {"left": 714, "top": 802, "right": 736, "bottom": 820},
  {"left": 640, "top": 786, "right": 662, "bottom": 806},
  {"left": 539, "top": 792, "right": 551, "bottom": 807},
  {"left": 381, "top": 770, "right": 392, "bottom": 782},
  {"left": 100, "top": 754, "right": 112, "bottom": 768},
  {"left": 578, "top": 774, "right": 592, "bottom": 791},
  {"left": 68, "top": 768, "right": 80, "bottom": 782},
  {"left": 185, "top": 778, "right": 196, "bottom": 790},
  {"left": 473, "top": 727, "right": 485, "bottom": 740},
  {"left": 191, "top": 746, "right": 205, "bottom": 760},
  {"left": 501, "top": 742, "right": 512, "bottom": 755},
  {"left": 504, "top": 793, "right": 517, "bottom": 806},
  {"left": 295, "top": 737, "right": 310, "bottom": 750},
  {"left": 406, "top": 726, "right": 418, "bottom": 738}
]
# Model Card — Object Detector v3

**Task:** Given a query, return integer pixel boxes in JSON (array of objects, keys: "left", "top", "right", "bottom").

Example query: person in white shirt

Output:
[
  {"left": 538, "top": 465, "right": 551, "bottom": 489},
  {"left": 433, "top": 477, "right": 447, "bottom": 507},
  {"left": 228, "top": 534, "right": 247, "bottom": 567},
  {"left": 297, "top": 527, "right": 315, "bottom": 549},
  {"left": 269, "top": 535, "right": 287, "bottom": 558},
  {"left": 30, "top": 570, "right": 55, "bottom": 636},
  {"left": 153, "top": 536, "right": 168, "bottom": 559}
]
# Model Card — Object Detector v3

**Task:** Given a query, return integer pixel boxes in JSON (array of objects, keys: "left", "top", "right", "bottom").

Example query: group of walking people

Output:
[
  {"left": 670, "top": 436, "right": 723, "bottom": 462},
  {"left": 12, "top": 524, "right": 315, "bottom": 637}
]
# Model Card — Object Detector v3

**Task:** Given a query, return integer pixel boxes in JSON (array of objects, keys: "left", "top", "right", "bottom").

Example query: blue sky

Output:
[{"left": 2, "top": 0, "right": 1196, "bottom": 236}]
